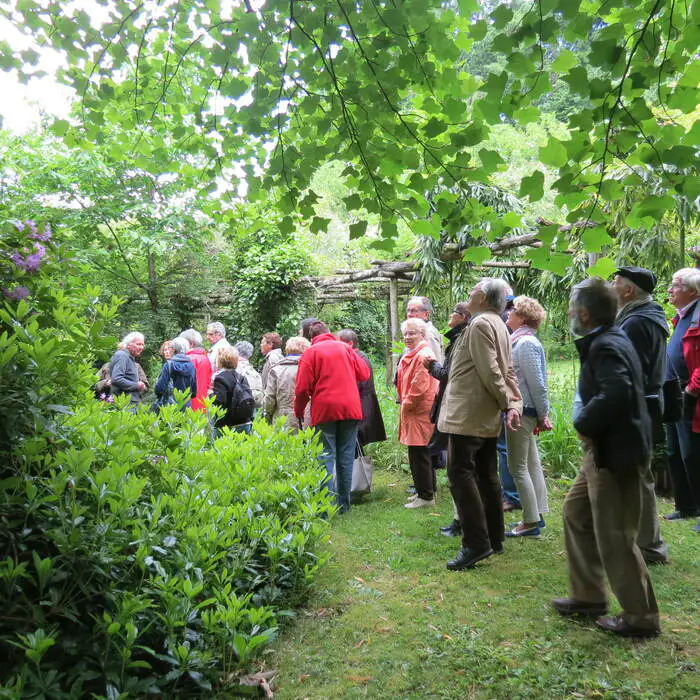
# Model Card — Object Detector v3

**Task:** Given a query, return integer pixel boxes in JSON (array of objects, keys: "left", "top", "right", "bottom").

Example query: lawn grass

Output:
[
  {"left": 266, "top": 472, "right": 699, "bottom": 699},
  {"left": 264, "top": 359, "right": 700, "bottom": 699}
]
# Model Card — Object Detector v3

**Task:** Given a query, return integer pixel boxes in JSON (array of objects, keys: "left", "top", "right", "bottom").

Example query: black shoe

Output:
[
  {"left": 663, "top": 510, "right": 697, "bottom": 521},
  {"left": 551, "top": 597, "right": 607, "bottom": 618},
  {"left": 596, "top": 615, "right": 660, "bottom": 639},
  {"left": 439, "top": 520, "right": 461, "bottom": 537},
  {"left": 446, "top": 547, "right": 494, "bottom": 571}
]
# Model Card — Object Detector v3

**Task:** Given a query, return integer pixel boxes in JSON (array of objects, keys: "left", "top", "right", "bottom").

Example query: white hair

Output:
[
  {"left": 207, "top": 321, "right": 226, "bottom": 337},
  {"left": 121, "top": 332, "right": 144, "bottom": 346},
  {"left": 401, "top": 317, "right": 428, "bottom": 335},
  {"left": 673, "top": 267, "right": 700, "bottom": 295},
  {"left": 407, "top": 296, "right": 433, "bottom": 314},
  {"left": 171, "top": 337, "right": 189, "bottom": 355},
  {"left": 235, "top": 341, "right": 254, "bottom": 359},
  {"left": 475, "top": 278, "right": 511, "bottom": 313},
  {"left": 179, "top": 328, "right": 203, "bottom": 348}
]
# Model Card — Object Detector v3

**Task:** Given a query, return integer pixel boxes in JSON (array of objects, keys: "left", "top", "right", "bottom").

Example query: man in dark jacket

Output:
[
  {"left": 109, "top": 332, "right": 147, "bottom": 405},
  {"left": 612, "top": 266, "right": 669, "bottom": 564},
  {"left": 552, "top": 278, "right": 660, "bottom": 638}
]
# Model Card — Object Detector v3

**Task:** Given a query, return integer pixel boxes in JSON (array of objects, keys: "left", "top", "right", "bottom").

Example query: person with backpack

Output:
[
  {"left": 154, "top": 337, "right": 197, "bottom": 409},
  {"left": 211, "top": 346, "right": 255, "bottom": 434}
]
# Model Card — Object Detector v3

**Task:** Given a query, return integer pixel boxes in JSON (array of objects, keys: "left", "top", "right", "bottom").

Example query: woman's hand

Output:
[
  {"left": 421, "top": 356, "right": 435, "bottom": 369},
  {"left": 505, "top": 408, "right": 521, "bottom": 431},
  {"left": 538, "top": 416, "right": 553, "bottom": 431}
]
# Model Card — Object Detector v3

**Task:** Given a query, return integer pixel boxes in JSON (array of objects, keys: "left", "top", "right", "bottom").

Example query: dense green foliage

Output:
[{"left": 0, "top": 224, "right": 333, "bottom": 697}]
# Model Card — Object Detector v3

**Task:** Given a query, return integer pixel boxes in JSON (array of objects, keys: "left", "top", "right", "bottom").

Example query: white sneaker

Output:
[
  {"left": 405, "top": 497, "right": 436, "bottom": 509},
  {"left": 407, "top": 493, "right": 419, "bottom": 502}
]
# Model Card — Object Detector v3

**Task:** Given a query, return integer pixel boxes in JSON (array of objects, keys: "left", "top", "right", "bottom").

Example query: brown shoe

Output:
[
  {"left": 552, "top": 597, "right": 607, "bottom": 618},
  {"left": 595, "top": 615, "right": 660, "bottom": 639}
]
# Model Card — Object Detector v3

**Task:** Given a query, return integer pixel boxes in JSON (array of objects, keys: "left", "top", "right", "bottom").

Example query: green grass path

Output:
[{"left": 267, "top": 470, "right": 699, "bottom": 699}]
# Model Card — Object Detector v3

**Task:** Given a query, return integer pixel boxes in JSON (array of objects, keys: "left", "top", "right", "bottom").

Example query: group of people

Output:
[
  {"left": 101, "top": 263, "right": 700, "bottom": 640},
  {"left": 398, "top": 266, "right": 699, "bottom": 641}
]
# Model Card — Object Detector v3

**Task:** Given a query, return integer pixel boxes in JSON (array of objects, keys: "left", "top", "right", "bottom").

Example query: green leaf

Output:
[
  {"left": 423, "top": 118, "right": 447, "bottom": 138},
  {"left": 462, "top": 246, "right": 491, "bottom": 264},
  {"left": 491, "top": 5, "right": 513, "bottom": 29},
  {"left": 587, "top": 257, "right": 618, "bottom": 279},
  {"left": 310, "top": 217, "right": 330, "bottom": 234},
  {"left": 349, "top": 221, "right": 367, "bottom": 239},
  {"left": 479, "top": 148, "right": 505, "bottom": 173},
  {"left": 457, "top": 0, "right": 479, "bottom": 15},
  {"left": 502, "top": 212, "right": 522, "bottom": 229},
  {"left": 539, "top": 139, "right": 568, "bottom": 168},
  {"left": 582, "top": 226, "right": 613, "bottom": 253},
  {"left": 519, "top": 170, "right": 545, "bottom": 202},
  {"left": 551, "top": 50, "right": 577, "bottom": 74}
]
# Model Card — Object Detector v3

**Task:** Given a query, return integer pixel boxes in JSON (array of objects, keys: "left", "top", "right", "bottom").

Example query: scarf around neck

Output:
[
  {"left": 616, "top": 294, "right": 652, "bottom": 323},
  {"left": 511, "top": 326, "right": 536, "bottom": 345}
]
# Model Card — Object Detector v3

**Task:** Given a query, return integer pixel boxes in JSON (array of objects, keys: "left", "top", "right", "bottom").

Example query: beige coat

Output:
[
  {"left": 236, "top": 359, "right": 264, "bottom": 408},
  {"left": 437, "top": 311, "right": 522, "bottom": 438},
  {"left": 263, "top": 356, "right": 310, "bottom": 430}
]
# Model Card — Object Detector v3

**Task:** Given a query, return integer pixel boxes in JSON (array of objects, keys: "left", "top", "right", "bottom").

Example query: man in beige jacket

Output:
[{"left": 438, "top": 278, "right": 523, "bottom": 570}]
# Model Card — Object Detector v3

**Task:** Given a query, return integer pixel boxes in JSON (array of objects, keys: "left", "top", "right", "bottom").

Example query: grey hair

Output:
[
  {"left": 121, "top": 332, "right": 144, "bottom": 346},
  {"left": 570, "top": 277, "right": 618, "bottom": 326},
  {"left": 179, "top": 328, "right": 203, "bottom": 348},
  {"left": 475, "top": 278, "right": 511, "bottom": 313},
  {"left": 401, "top": 317, "right": 428, "bottom": 335},
  {"left": 171, "top": 337, "right": 189, "bottom": 355},
  {"left": 673, "top": 267, "right": 700, "bottom": 295},
  {"left": 235, "top": 341, "right": 254, "bottom": 359},
  {"left": 207, "top": 321, "right": 226, "bottom": 337},
  {"left": 407, "top": 296, "right": 433, "bottom": 314}
]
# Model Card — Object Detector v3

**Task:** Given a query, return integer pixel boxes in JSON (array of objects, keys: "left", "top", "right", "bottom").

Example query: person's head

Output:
[
  {"left": 179, "top": 328, "right": 203, "bottom": 349},
  {"left": 217, "top": 346, "right": 239, "bottom": 370},
  {"left": 260, "top": 332, "right": 282, "bottom": 355},
  {"left": 122, "top": 332, "right": 145, "bottom": 357},
  {"left": 612, "top": 266, "right": 656, "bottom": 307},
  {"left": 309, "top": 321, "right": 330, "bottom": 339},
  {"left": 467, "top": 278, "right": 512, "bottom": 316},
  {"left": 401, "top": 317, "right": 427, "bottom": 350},
  {"left": 285, "top": 336, "right": 310, "bottom": 355},
  {"left": 299, "top": 317, "right": 319, "bottom": 340},
  {"left": 206, "top": 321, "right": 226, "bottom": 344},
  {"left": 171, "top": 337, "right": 189, "bottom": 356},
  {"left": 448, "top": 302, "right": 470, "bottom": 329},
  {"left": 235, "top": 341, "right": 254, "bottom": 360},
  {"left": 569, "top": 277, "right": 618, "bottom": 336},
  {"left": 507, "top": 296, "right": 546, "bottom": 331},
  {"left": 668, "top": 267, "right": 700, "bottom": 310},
  {"left": 406, "top": 296, "right": 432, "bottom": 322},
  {"left": 337, "top": 328, "right": 359, "bottom": 349},
  {"left": 159, "top": 340, "right": 174, "bottom": 360}
]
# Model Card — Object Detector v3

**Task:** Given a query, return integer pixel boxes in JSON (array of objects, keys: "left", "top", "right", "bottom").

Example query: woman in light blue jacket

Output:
[{"left": 505, "top": 296, "right": 551, "bottom": 537}]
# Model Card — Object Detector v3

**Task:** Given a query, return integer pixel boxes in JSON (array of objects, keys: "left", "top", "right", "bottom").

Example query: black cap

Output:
[{"left": 615, "top": 266, "right": 657, "bottom": 294}]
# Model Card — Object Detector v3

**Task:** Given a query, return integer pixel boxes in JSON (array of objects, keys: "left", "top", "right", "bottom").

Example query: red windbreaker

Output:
[
  {"left": 672, "top": 304, "right": 700, "bottom": 433},
  {"left": 187, "top": 348, "right": 213, "bottom": 412},
  {"left": 294, "top": 333, "right": 370, "bottom": 426}
]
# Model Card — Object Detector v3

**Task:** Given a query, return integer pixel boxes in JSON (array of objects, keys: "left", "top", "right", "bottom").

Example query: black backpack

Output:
[{"left": 228, "top": 373, "right": 255, "bottom": 425}]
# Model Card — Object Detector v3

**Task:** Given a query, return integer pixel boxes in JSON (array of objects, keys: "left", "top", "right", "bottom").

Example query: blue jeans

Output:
[
  {"left": 666, "top": 418, "right": 700, "bottom": 516},
  {"left": 317, "top": 420, "right": 359, "bottom": 513},
  {"left": 498, "top": 422, "right": 520, "bottom": 506}
]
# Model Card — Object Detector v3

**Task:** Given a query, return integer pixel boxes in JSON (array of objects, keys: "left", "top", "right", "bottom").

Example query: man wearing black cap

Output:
[{"left": 612, "top": 266, "right": 669, "bottom": 564}]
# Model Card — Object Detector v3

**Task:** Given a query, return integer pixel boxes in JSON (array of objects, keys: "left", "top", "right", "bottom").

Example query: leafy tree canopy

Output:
[{"left": 1, "top": 0, "right": 698, "bottom": 276}]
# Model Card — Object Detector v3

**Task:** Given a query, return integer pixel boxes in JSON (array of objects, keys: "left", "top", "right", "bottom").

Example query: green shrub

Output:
[{"left": 0, "top": 220, "right": 333, "bottom": 697}]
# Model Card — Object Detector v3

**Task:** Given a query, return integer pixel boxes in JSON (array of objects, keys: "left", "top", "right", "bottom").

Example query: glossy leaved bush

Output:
[
  {"left": 0, "top": 225, "right": 333, "bottom": 697},
  {"left": 2, "top": 0, "right": 697, "bottom": 272}
]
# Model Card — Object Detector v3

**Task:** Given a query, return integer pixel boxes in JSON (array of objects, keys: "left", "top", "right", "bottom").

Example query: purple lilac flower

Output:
[
  {"left": 24, "top": 254, "right": 43, "bottom": 272},
  {"left": 11, "top": 220, "right": 25, "bottom": 233},
  {"left": 10, "top": 252, "right": 27, "bottom": 270},
  {"left": 25, "top": 220, "right": 37, "bottom": 235},
  {"left": 29, "top": 223, "right": 52, "bottom": 242},
  {"left": 3, "top": 286, "right": 30, "bottom": 300}
]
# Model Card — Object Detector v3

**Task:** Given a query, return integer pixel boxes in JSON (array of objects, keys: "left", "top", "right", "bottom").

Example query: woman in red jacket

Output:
[{"left": 294, "top": 321, "right": 370, "bottom": 513}]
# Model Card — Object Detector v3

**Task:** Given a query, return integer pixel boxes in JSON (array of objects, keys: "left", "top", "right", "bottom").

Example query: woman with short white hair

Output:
[
  {"left": 263, "top": 336, "right": 311, "bottom": 430},
  {"left": 397, "top": 317, "right": 439, "bottom": 508}
]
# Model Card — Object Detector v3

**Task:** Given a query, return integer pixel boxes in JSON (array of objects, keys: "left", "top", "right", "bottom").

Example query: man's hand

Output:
[
  {"left": 538, "top": 416, "right": 553, "bottom": 431},
  {"left": 505, "top": 408, "right": 520, "bottom": 431},
  {"left": 137, "top": 381, "right": 146, "bottom": 392}
]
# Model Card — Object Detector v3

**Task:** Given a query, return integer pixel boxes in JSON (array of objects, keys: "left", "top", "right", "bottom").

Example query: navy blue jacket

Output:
[{"left": 155, "top": 354, "right": 197, "bottom": 404}]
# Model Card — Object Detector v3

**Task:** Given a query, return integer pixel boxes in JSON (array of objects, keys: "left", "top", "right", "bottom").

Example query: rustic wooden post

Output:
[{"left": 388, "top": 277, "right": 400, "bottom": 383}]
